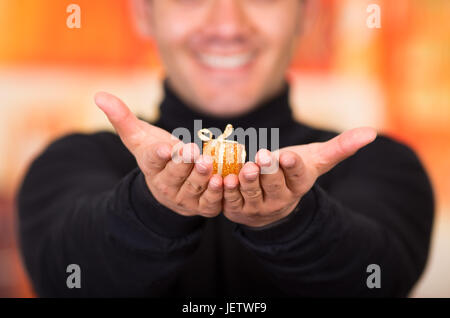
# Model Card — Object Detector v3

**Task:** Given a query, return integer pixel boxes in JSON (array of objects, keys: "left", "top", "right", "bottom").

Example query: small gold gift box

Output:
[{"left": 198, "top": 124, "right": 246, "bottom": 177}]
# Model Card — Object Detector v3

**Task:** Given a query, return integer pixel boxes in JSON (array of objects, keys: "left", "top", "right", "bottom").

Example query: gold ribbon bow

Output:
[{"left": 197, "top": 124, "right": 234, "bottom": 143}]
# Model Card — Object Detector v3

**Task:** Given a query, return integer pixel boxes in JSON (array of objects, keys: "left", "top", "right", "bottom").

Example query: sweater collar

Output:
[{"left": 157, "top": 79, "right": 295, "bottom": 134}]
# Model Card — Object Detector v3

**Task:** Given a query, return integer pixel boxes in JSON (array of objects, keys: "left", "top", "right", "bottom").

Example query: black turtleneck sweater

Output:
[{"left": 17, "top": 82, "right": 434, "bottom": 297}]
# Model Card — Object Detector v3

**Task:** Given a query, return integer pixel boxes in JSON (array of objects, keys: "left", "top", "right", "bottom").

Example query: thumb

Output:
[
  {"left": 313, "top": 127, "right": 377, "bottom": 175},
  {"left": 95, "top": 91, "right": 177, "bottom": 154},
  {"left": 95, "top": 92, "right": 146, "bottom": 152}
]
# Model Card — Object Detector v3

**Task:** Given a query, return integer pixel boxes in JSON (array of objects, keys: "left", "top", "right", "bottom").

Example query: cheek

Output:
[
  {"left": 152, "top": 7, "right": 204, "bottom": 61},
  {"left": 154, "top": 24, "right": 196, "bottom": 83},
  {"left": 154, "top": 20, "right": 189, "bottom": 55},
  {"left": 253, "top": 29, "right": 298, "bottom": 85},
  {"left": 249, "top": 7, "right": 301, "bottom": 69}
]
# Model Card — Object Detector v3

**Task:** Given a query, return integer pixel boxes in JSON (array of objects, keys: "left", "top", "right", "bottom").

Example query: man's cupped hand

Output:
[{"left": 96, "top": 92, "right": 377, "bottom": 228}]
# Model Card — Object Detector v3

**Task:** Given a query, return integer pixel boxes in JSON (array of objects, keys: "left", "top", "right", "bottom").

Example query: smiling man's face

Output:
[{"left": 141, "top": 0, "right": 304, "bottom": 117}]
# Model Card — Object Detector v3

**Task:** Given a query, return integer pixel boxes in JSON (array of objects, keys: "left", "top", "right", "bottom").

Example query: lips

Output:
[{"left": 197, "top": 52, "right": 254, "bottom": 69}]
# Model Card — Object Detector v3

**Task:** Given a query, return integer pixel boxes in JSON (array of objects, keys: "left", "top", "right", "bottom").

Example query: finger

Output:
[
  {"left": 95, "top": 92, "right": 146, "bottom": 151},
  {"left": 314, "top": 127, "right": 377, "bottom": 175},
  {"left": 223, "top": 174, "right": 244, "bottom": 213},
  {"left": 157, "top": 143, "right": 199, "bottom": 190},
  {"left": 95, "top": 92, "right": 176, "bottom": 151},
  {"left": 279, "top": 150, "right": 307, "bottom": 196},
  {"left": 176, "top": 154, "right": 213, "bottom": 200},
  {"left": 138, "top": 142, "right": 172, "bottom": 176},
  {"left": 238, "top": 162, "right": 263, "bottom": 209},
  {"left": 198, "top": 174, "right": 223, "bottom": 217},
  {"left": 255, "top": 149, "right": 287, "bottom": 201}
]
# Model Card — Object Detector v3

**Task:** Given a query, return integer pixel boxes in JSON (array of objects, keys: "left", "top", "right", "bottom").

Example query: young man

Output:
[{"left": 17, "top": 0, "right": 434, "bottom": 297}]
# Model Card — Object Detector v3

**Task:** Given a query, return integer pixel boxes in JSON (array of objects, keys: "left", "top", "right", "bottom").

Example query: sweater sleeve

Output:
[
  {"left": 16, "top": 133, "right": 205, "bottom": 297},
  {"left": 232, "top": 136, "right": 435, "bottom": 297}
]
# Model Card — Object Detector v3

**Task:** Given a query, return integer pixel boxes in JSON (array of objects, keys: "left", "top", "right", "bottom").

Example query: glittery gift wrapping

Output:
[{"left": 202, "top": 140, "right": 246, "bottom": 177}]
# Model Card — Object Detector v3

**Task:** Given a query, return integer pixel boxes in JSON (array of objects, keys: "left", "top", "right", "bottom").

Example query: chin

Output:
[
  {"left": 195, "top": 86, "right": 259, "bottom": 117},
  {"left": 199, "top": 100, "right": 256, "bottom": 118}
]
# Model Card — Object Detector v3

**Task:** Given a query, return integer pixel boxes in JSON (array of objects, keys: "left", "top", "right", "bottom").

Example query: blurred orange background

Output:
[{"left": 0, "top": 0, "right": 449, "bottom": 297}]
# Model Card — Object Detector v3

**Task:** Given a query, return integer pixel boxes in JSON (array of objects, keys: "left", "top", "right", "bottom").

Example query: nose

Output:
[{"left": 203, "top": 0, "right": 250, "bottom": 40}]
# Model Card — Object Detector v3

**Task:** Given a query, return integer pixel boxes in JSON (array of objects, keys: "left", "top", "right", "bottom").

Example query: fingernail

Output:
[
  {"left": 245, "top": 171, "right": 258, "bottom": 181},
  {"left": 196, "top": 162, "right": 208, "bottom": 174},
  {"left": 209, "top": 179, "right": 221, "bottom": 190},
  {"left": 259, "top": 154, "right": 272, "bottom": 166},
  {"left": 182, "top": 149, "right": 192, "bottom": 163},
  {"left": 182, "top": 144, "right": 199, "bottom": 163}
]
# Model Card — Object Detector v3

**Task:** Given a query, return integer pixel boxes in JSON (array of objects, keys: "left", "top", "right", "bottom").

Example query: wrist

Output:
[
  {"left": 130, "top": 169, "right": 205, "bottom": 238},
  {"left": 235, "top": 188, "right": 317, "bottom": 244},
  {"left": 245, "top": 197, "right": 302, "bottom": 230}
]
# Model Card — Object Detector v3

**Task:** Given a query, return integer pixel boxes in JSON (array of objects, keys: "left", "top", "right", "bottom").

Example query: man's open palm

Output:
[
  {"left": 222, "top": 127, "right": 377, "bottom": 227},
  {"left": 95, "top": 92, "right": 377, "bottom": 227},
  {"left": 95, "top": 92, "right": 224, "bottom": 218}
]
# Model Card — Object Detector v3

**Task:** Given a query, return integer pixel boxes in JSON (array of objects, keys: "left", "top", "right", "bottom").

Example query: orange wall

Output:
[{"left": 0, "top": 0, "right": 449, "bottom": 297}]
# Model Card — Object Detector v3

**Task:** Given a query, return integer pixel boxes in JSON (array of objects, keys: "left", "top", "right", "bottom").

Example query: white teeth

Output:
[{"left": 199, "top": 53, "right": 253, "bottom": 69}]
